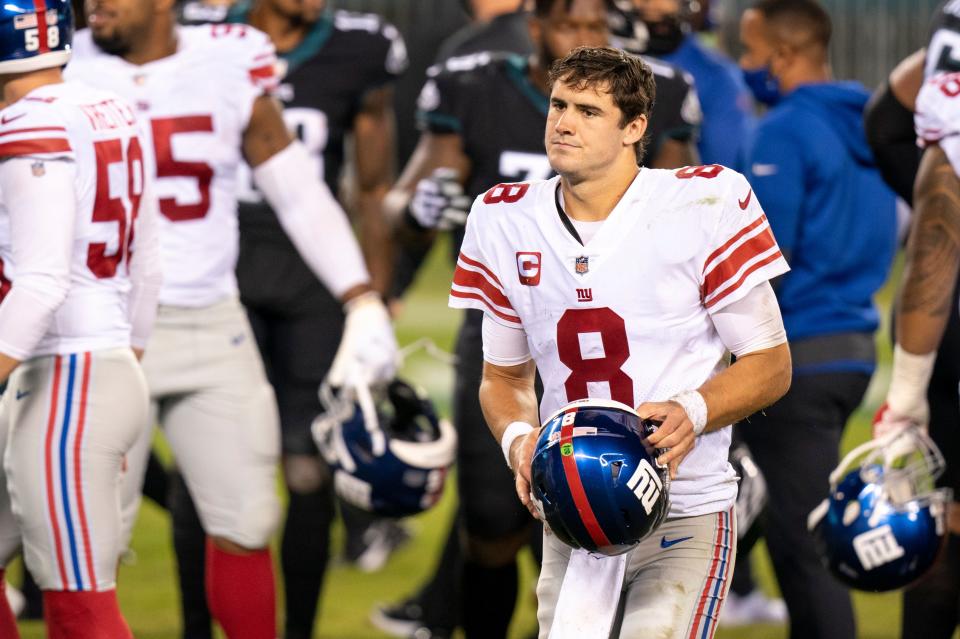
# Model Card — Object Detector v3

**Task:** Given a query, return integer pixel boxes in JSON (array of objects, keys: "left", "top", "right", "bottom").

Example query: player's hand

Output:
[
  {"left": 408, "top": 168, "right": 471, "bottom": 231},
  {"left": 872, "top": 400, "right": 927, "bottom": 438},
  {"left": 327, "top": 292, "right": 398, "bottom": 388},
  {"left": 510, "top": 428, "right": 541, "bottom": 520},
  {"left": 637, "top": 401, "right": 696, "bottom": 480}
]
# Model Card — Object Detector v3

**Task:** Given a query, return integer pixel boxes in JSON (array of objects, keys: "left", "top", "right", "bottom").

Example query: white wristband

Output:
[
  {"left": 670, "top": 390, "right": 708, "bottom": 436},
  {"left": 887, "top": 344, "right": 937, "bottom": 418},
  {"left": 501, "top": 421, "right": 535, "bottom": 469}
]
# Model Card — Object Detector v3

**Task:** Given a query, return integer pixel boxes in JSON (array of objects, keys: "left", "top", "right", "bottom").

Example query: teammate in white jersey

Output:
[
  {"left": 0, "top": 0, "right": 161, "bottom": 636},
  {"left": 64, "top": 0, "right": 398, "bottom": 636},
  {"left": 450, "top": 46, "right": 793, "bottom": 638}
]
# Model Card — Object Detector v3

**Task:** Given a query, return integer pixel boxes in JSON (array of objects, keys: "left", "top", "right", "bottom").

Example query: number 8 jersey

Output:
[
  {"left": 449, "top": 167, "right": 790, "bottom": 517},
  {"left": 65, "top": 24, "right": 280, "bottom": 307}
]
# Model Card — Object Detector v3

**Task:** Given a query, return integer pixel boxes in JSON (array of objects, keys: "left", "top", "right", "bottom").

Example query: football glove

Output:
[
  {"left": 408, "top": 168, "right": 471, "bottom": 231},
  {"left": 326, "top": 292, "right": 398, "bottom": 388}
]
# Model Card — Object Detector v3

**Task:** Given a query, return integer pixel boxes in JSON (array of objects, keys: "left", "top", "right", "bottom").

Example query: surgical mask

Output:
[{"left": 742, "top": 65, "right": 781, "bottom": 106}]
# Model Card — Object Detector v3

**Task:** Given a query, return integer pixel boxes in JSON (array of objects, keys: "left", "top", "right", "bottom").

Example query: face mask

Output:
[
  {"left": 742, "top": 65, "right": 781, "bottom": 106},
  {"left": 636, "top": 15, "right": 686, "bottom": 55}
]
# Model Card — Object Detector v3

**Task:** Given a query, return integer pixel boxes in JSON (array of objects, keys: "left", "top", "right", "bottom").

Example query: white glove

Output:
[
  {"left": 326, "top": 292, "right": 398, "bottom": 388},
  {"left": 408, "top": 168, "right": 471, "bottom": 231}
]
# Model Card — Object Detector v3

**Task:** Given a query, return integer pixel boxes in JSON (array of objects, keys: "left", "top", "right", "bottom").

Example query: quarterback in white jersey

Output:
[
  {"left": 64, "top": 1, "right": 398, "bottom": 636},
  {"left": 454, "top": 47, "right": 792, "bottom": 639},
  {"left": 0, "top": 1, "right": 161, "bottom": 635}
]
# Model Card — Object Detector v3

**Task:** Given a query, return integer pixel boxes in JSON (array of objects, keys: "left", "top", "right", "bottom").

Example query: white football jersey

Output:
[
  {"left": 449, "top": 166, "right": 790, "bottom": 517},
  {"left": 916, "top": 72, "right": 960, "bottom": 178},
  {"left": 0, "top": 82, "right": 149, "bottom": 356},
  {"left": 65, "top": 24, "right": 280, "bottom": 307}
]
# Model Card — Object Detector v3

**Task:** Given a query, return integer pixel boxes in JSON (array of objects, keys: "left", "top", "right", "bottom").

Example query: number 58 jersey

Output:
[
  {"left": 65, "top": 24, "right": 280, "bottom": 307},
  {"left": 449, "top": 167, "right": 790, "bottom": 518}
]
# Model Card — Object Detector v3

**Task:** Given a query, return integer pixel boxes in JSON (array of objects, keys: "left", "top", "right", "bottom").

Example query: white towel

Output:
[{"left": 548, "top": 549, "right": 627, "bottom": 639}]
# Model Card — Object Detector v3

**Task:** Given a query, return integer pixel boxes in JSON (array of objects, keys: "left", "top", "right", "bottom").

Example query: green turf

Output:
[{"left": 12, "top": 243, "right": 953, "bottom": 638}]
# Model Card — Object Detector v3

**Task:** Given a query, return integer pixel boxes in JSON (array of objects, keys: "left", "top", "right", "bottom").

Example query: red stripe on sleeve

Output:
[
  {"left": 0, "top": 138, "right": 71, "bottom": 157},
  {"left": 249, "top": 65, "right": 277, "bottom": 87},
  {"left": 704, "top": 251, "right": 784, "bottom": 309},
  {"left": 702, "top": 215, "right": 768, "bottom": 272},
  {"left": 449, "top": 290, "right": 520, "bottom": 324},
  {"left": 0, "top": 126, "right": 66, "bottom": 138},
  {"left": 458, "top": 252, "right": 503, "bottom": 287},
  {"left": 452, "top": 264, "right": 513, "bottom": 310},
  {"left": 559, "top": 421, "right": 612, "bottom": 550},
  {"left": 702, "top": 227, "right": 777, "bottom": 300}
]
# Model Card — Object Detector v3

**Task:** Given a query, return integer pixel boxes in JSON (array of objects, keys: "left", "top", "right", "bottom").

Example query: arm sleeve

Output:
[
  {"left": 710, "top": 281, "right": 787, "bottom": 357},
  {"left": 0, "top": 158, "right": 75, "bottom": 360},
  {"left": 743, "top": 120, "right": 806, "bottom": 258},
  {"left": 865, "top": 81, "right": 921, "bottom": 204},
  {"left": 700, "top": 171, "right": 790, "bottom": 312},
  {"left": 127, "top": 177, "right": 163, "bottom": 349},
  {"left": 447, "top": 197, "right": 521, "bottom": 325},
  {"left": 253, "top": 140, "right": 371, "bottom": 299},
  {"left": 482, "top": 312, "right": 531, "bottom": 366}
]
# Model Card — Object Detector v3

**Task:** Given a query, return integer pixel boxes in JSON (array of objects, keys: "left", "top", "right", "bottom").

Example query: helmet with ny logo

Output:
[{"left": 0, "top": 0, "right": 71, "bottom": 74}]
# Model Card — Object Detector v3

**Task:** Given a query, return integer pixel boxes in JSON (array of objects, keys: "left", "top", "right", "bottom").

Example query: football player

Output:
[
  {"left": 382, "top": 2, "right": 698, "bottom": 637},
  {"left": 159, "top": 2, "right": 409, "bottom": 638},
  {"left": 459, "top": 45, "right": 791, "bottom": 639},
  {"left": 63, "top": 0, "right": 398, "bottom": 637},
  {"left": 872, "top": 3, "right": 960, "bottom": 638},
  {"left": 0, "top": 0, "right": 161, "bottom": 636}
]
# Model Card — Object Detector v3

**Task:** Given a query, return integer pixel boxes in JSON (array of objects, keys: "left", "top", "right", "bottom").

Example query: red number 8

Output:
[
  {"left": 675, "top": 164, "right": 725, "bottom": 180},
  {"left": 557, "top": 307, "right": 635, "bottom": 406}
]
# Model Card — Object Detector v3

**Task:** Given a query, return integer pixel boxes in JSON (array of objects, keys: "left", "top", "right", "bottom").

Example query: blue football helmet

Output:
[
  {"left": 0, "top": 0, "right": 72, "bottom": 74},
  {"left": 312, "top": 379, "right": 456, "bottom": 518},
  {"left": 531, "top": 398, "right": 670, "bottom": 557},
  {"left": 808, "top": 428, "right": 952, "bottom": 592}
]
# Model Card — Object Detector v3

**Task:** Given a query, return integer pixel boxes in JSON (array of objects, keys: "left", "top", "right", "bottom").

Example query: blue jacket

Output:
[
  {"left": 661, "top": 35, "right": 755, "bottom": 166},
  {"left": 744, "top": 82, "right": 897, "bottom": 349}
]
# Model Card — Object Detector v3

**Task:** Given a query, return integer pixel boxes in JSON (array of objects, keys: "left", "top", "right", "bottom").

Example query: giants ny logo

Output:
[
  {"left": 853, "top": 525, "right": 905, "bottom": 570},
  {"left": 626, "top": 459, "right": 663, "bottom": 515},
  {"left": 576, "top": 288, "right": 593, "bottom": 303}
]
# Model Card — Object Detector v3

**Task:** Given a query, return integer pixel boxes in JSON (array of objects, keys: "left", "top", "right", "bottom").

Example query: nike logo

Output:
[
  {"left": 738, "top": 189, "right": 753, "bottom": 210},
  {"left": 15, "top": 389, "right": 30, "bottom": 400},
  {"left": 660, "top": 535, "right": 693, "bottom": 549},
  {"left": 1, "top": 113, "right": 26, "bottom": 125}
]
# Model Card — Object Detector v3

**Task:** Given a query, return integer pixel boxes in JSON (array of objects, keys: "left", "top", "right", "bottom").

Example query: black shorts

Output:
[
  {"left": 454, "top": 311, "right": 532, "bottom": 541},
  {"left": 237, "top": 233, "right": 344, "bottom": 456}
]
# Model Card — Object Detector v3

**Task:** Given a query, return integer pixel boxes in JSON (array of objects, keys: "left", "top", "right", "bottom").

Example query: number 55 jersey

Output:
[
  {"left": 449, "top": 166, "right": 790, "bottom": 518},
  {"left": 65, "top": 24, "right": 279, "bottom": 307}
]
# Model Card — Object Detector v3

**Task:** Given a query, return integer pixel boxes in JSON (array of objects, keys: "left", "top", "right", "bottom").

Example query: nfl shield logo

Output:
[{"left": 575, "top": 256, "right": 589, "bottom": 275}]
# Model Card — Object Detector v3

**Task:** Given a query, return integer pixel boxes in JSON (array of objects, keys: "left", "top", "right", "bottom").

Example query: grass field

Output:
[{"left": 10, "top": 241, "right": 949, "bottom": 638}]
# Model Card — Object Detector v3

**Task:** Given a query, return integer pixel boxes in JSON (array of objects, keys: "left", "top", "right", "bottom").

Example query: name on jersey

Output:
[
  {"left": 80, "top": 99, "right": 137, "bottom": 132},
  {"left": 516, "top": 251, "right": 541, "bottom": 286}
]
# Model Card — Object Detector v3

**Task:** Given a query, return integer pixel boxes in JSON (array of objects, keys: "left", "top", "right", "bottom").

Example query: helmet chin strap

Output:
[{"left": 352, "top": 375, "right": 386, "bottom": 457}]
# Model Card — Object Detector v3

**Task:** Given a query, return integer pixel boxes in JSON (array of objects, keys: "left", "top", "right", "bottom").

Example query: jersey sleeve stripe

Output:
[
  {"left": 0, "top": 138, "right": 72, "bottom": 157},
  {"left": 0, "top": 125, "right": 67, "bottom": 138},
  {"left": 249, "top": 65, "right": 279, "bottom": 90},
  {"left": 703, "top": 250, "right": 785, "bottom": 309},
  {"left": 449, "top": 290, "right": 521, "bottom": 324},
  {"left": 453, "top": 263, "right": 513, "bottom": 310},
  {"left": 702, "top": 227, "right": 777, "bottom": 299},
  {"left": 702, "top": 214, "right": 769, "bottom": 272},
  {"left": 458, "top": 252, "right": 503, "bottom": 287}
]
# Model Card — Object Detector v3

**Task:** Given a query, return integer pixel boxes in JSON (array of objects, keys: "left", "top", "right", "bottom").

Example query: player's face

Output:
[
  {"left": 264, "top": 0, "right": 325, "bottom": 24},
  {"left": 545, "top": 79, "right": 646, "bottom": 181},
  {"left": 738, "top": 9, "right": 775, "bottom": 71},
  {"left": 87, "top": 0, "right": 156, "bottom": 55},
  {"left": 532, "top": 0, "right": 609, "bottom": 68}
]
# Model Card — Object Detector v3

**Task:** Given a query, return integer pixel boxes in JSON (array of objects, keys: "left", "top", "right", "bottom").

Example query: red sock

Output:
[
  {"left": 205, "top": 538, "right": 276, "bottom": 639},
  {"left": 43, "top": 589, "right": 132, "bottom": 639},
  {"left": 0, "top": 570, "right": 20, "bottom": 639}
]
